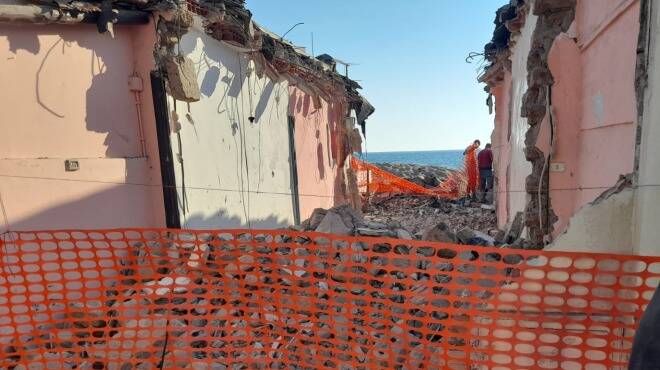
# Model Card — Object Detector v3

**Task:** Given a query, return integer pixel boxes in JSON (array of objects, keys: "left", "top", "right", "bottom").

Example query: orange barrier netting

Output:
[
  {"left": 351, "top": 157, "right": 471, "bottom": 200},
  {"left": 0, "top": 228, "right": 658, "bottom": 369}
]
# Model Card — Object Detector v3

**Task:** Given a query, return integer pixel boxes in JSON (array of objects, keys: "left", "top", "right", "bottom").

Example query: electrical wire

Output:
[
  {"left": 2, "top": 171, "right": 660, "bottom": 199},
  {"left": 236, "top": 54, "right": 251, "bottom": 227},
  {"left": 0, "top": 189, "right": 9, "bottom": 235}
]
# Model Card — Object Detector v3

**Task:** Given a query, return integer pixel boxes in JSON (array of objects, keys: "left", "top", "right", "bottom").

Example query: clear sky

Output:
[{"left": 246, "top": 1, "right": 502, "bottom": 152}]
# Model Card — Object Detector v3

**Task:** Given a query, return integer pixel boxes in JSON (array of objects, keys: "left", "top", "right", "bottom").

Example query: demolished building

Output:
[
  {"left": 0, "top": 0, "right": 372, "bottom": 232},
  {"left": 480, "top": 0, "right": 660, "bottom": 255}
]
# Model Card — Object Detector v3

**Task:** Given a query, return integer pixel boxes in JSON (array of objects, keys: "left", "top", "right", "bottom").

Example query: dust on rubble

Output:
[
  {"left": 296, "top": 195, "right": 505, "bottom": 246},
  {"left": 362, "top": 194, "right": 498, "bottom": 240}
]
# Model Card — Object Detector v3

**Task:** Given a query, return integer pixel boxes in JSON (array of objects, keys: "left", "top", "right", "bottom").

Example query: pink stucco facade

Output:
[
  {"left": 289, "top": 87, "right": 348, "bottom": 220},
  {"left": 0, "top": 24, "right": 165, "bottom": 232},
  {"left": 548, "top": 0, "right": 639, "bottom": 237},
  {"left": 488, "top": 0, "right": 640, "bottom": 239}
]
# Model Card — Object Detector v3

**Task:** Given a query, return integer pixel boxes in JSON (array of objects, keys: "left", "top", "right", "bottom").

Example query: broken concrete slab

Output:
[
  {"left": 363, "top": 220, "right": 388, "bottom": 229},
  {"left": 547, "top": 186, "right": 634, "bottom": 254},
  {"left": 164, "top": 55, "right": 201, "bottom": 102},
  {"left": 315, "top": 211, "right": 353, "bottom": 235},
  {"left": 332, "top": 204, "right": 365, "bottom": 229},
  {"left": 356, "top": 228, "right": 394, "bottom": 237},
  {"left": 396, "top": 228, "right": 413, "bottom": 240},
  {"left": 504, "top": 212, "right": 524, "bottom": 244},
  {"left": 304, "top": 208, "right": 327, "bottom": 230}
]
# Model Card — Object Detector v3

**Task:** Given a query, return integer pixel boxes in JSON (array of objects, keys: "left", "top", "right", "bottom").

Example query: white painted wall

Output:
[
  {"left": 168, "top": 23, "right": 295, "bottom": 229},
  {"left": 634, "top": 1, "right": 660, "bottom": 256},
  {"left": 548, "top": 188, "right": 633, "bottom": 254},
  {"left": 506, "top": 5, "right": 537, "bottom": 226}
]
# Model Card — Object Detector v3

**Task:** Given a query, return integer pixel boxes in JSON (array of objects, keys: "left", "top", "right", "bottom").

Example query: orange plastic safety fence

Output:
[
  {"left": 351, "top": 157, "right": 471, "bottom": 200},
  {"left": 0, "top": 229, "right": 658, "bottom": 369}
]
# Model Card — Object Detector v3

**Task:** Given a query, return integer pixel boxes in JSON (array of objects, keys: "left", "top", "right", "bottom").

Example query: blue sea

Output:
[{"left": 357, "top": 150, "right": 463, "bottom": 169}]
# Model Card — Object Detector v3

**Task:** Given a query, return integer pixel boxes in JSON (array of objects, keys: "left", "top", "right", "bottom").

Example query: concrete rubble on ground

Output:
[
  {"left": 296, "top": 197, "right": 529, "bottom": 248},
  {"left": 362, "top": 194, "right": 497, "bottom": 239},
  {"left": 298, "top": 204, "right": 414, "bottom": 240}
]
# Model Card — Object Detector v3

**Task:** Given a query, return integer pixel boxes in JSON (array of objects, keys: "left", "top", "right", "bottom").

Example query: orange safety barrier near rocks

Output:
[
  {"left": 0, "top": 229, "right": 658, "bottom": 369},
  {"left": 351, "top": 157, "right": 470, "bottom": 200}
]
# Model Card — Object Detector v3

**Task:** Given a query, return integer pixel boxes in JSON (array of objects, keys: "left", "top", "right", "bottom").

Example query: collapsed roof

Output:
[
  {"left": 196, "top": 0, "right": 374, "bottom": 126},
  {"left": 479, "top": 0, "right": 527, "bottom": 87},
  {"left": 0, "top": 0, "right": 374, "bottom": 126},
  {"left": 484, "top": 1, "right": 522, "bottom": 62}
]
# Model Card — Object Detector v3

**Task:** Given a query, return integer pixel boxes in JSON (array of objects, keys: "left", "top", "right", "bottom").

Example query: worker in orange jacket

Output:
[{"left": 463, "top": 140, "right": 481, "bottom": 198}]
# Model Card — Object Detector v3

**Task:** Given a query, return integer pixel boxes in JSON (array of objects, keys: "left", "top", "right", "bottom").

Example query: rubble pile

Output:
[
  {"left": 297, "top": 204, "right": 414, "bottom": 240},
  {"left": 296, "top": 197, "right": 532, "bottom": 248},
  {"left": 362, "top": 194, "right": 500, "bottom": 241},
  {"left": 372, "top": 163, "right": 452, "bottom": 188}
]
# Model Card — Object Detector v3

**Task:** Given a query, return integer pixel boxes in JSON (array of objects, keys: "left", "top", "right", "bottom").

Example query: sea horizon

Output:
[{"left": 356, "top": 149, "right": 463, "bottom": 169}]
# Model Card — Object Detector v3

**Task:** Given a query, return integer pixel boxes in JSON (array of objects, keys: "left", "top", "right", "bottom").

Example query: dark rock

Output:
[
  {"left": 504, "top": 212, "right": 524, "bottom": 244},
  {"left": 456, "top": 228, "right": 495, "bottom": 246},
  {"left": 422, "top": 223, "right": 457, "bottom": 243}
]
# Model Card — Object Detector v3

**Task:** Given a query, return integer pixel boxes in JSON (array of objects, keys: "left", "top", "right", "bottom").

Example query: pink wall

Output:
[
  {"left": 289, "top": 87, "right": 347, "bottom": 219},
  {"left": 573, "top": 0, "right": 638, "bottom": 208},
  {"left": 0, "top": 24, "right": 165, "bottom": 231},
  {"left": 489, "top": 0, "right": 640, "bottom": 238},
  {"left": 491, "top": 71, "right": 513, "bottom": 229},
  {"left": 543, "top": 0, "right": 639, "bottom": 237},
  {"left": 546, "top": 33, "right": 582, "bottom": 235}
]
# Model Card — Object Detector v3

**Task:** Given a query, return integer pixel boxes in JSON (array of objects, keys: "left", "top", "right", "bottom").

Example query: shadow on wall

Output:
[
  {"left": 1, "top": 27, "right": 40, "bottom": 54},
  {"left": 289, "top": 90, "right": 349, "bottom": 210},
  {"left": 2, "top": 183, "right": 290, "bottom": 232},
  {"left": 185, "top": 211, "right": 290, "bottom": 230},
  {"left": 171, "top": 33, "right": 296, "bottom": 228},
  {"left": 0, "top": 24, "right": 158, "bottom": 231},
  {"left": 3, "top": 25, "right": 141, "bottom": 158},
  {"left": 1, "top": 182, "right": 162, "bottom": 231}
]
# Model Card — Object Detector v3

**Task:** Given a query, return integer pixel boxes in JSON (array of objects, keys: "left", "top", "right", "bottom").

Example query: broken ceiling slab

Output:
[
  {"left": 187, "top": 0, "right": 374, "bottom": 125},
  {"left": 0, "top": 0, "right": 150, "bottom": 26},
  {"left": 163, "top": 55, "right": 201, "bottom": 103}
]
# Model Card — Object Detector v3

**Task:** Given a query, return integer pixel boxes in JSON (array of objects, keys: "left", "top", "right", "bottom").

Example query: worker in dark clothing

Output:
[
  {"left": 477, "top": 143, "right": 493, "bottom": 202},
  {"left": 629, "top": 284, "right": 660, "bottom": 369}
]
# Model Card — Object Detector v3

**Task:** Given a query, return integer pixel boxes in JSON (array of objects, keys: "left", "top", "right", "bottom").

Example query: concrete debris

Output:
[
  {"left": 0, "top": 0, "right": 152, "bottom": 27},
  {"left": 363, "top": 194, "right": 498, "bottom": 242},
  {"left": 349, "top": 128, "right": 363, "bottom": 154},
  {"left": 396, "top": 228, "right": 413, "bottom": 240},
  {"left": 196, "top": 1, "right": 375, "bottom": 127},
  {"left": 422, "top": 222, "right": 457, "bottom": 243},
  {"left": 302, "top": 208, "right": 327, "bottom": 230},
  {"left": 356, "top": 227, "right": 394, "bottom": 237},
  {"left": 314, "top": 211, "right": 353, "bottom": 235},
  {"left": 294, "top": 193, "right": 516, "bottom": 248},
  {"left": 307, "top": 204, "right": 363, "bottom": 236},
  {"left": 345, "top": 167, "right": 363, "bottom": 212},
  {"left": 503, "top": 211, "right": 524, "bottom": 244},
  {"left": 299, "top": 204, "right": 416, "bottom": 240},
  {"left": 163, "top": 55, "right": 202, "bottom": 103},
  {"left": 456, "top": 228, "right": 496, "bottom": 247}
]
